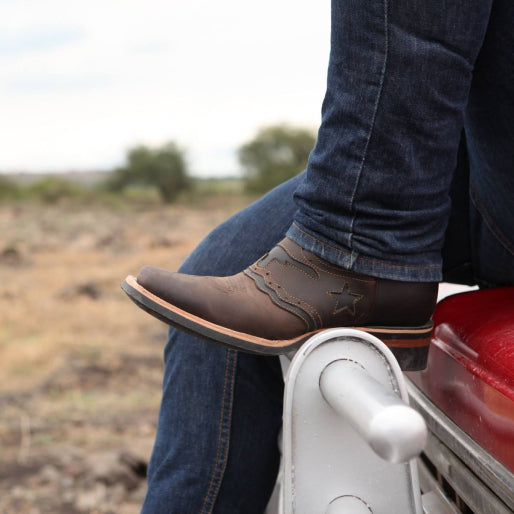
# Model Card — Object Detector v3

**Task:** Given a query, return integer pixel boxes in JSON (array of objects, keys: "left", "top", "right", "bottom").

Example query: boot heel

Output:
[{"left": 361, "top": 323, "right": 433, "bottom": 371}]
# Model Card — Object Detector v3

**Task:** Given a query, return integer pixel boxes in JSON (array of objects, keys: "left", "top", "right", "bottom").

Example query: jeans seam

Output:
[
  {"left": 470, "top": 180, "right": 514, "bottom": 256},
  {"left": 293, "top": 222, "right": 440, "bottom": 270},
  {"left": 348, "top": 0, "right": 389, "bottom": 245},
  {"left": 200, "top": 350, "right": 238, "bottom": 514}
]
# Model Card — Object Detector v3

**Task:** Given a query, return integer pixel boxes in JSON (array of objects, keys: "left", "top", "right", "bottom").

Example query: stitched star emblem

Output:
[{"left": 327, "top": 283, "right": 363, "bottom": 316}]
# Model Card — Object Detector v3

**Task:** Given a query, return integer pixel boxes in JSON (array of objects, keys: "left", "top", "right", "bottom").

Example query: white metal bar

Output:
[{"left": 319, "top": 359, "right": 427, "bottom": 463}]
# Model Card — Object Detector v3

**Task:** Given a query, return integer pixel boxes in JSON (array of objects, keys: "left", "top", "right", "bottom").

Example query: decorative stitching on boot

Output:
[
  {"left": 280, "top": 239, "right": 375, "bottom": 283},
  {"left": 265, "top": 269, "right": 323, "bottom": 328},
  {"left": 244, "top": 268, "right": 315, "bottom": 331}
]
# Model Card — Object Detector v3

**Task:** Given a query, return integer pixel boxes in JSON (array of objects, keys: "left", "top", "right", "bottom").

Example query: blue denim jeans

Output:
[
  {"left": 288, "top": 0, "right": 494, "bottom": 282},
  {"left": 142, "top": 0, "right": 514, "bottom": 512}
]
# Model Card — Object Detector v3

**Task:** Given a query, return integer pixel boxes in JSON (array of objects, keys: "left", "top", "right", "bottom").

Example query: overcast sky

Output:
[{"left": 0, "top": 0, "right": 330, "bottom": 176}]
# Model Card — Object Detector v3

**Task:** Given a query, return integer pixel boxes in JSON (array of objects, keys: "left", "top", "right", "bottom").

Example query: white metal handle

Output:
[{"left": 319, "top": 359, "right": 427, "bottom": 463}]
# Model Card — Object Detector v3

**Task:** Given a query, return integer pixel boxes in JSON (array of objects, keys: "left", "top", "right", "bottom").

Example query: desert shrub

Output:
[
  {"left": 107, "top": 142, "right": 190, "bottom": 203},
  {"left": 27, "top": 177, "right": 86, "bottom": 203},
  {"left": 0, "top": 175, "right": 22, "bottom": 200},
  {"left": 238, "top": 124, "right": 316, "bottom": 194}
]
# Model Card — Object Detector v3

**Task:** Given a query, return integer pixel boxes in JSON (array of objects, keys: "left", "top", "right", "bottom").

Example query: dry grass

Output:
[
  {"left": 0, "top": 200, "right": 244, "bottom": 393},
  {"left": 0, "top": 197, "right": 248, "bottom": 513}
]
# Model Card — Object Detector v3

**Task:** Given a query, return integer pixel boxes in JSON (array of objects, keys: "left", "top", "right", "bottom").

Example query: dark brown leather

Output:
[{"left": 137, "top": 237, "right": 438, "bottom": 340}]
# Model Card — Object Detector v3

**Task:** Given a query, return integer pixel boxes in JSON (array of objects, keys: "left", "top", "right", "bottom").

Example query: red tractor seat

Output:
[{"left": 409, "top": 287, "right": 514, "bottom": 473}]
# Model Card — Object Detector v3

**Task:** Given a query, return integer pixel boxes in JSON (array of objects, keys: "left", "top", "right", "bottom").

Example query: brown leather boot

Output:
[{"left": 122, "top": 237, "right": 438, "bottom": 370}]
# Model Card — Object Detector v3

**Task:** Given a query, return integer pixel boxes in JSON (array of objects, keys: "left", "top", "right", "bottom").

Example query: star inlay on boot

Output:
[{"left": 122, "top": 237, "right": 438, "bottom": 370}]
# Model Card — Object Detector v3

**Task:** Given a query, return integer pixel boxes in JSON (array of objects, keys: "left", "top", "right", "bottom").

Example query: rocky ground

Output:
[{"left": 0, "top": 198, "right": 247, "bottom": 513}]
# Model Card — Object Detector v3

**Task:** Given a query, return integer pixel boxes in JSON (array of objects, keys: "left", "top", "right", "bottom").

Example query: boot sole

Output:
[{"left": 121, "top": 275, "right": 431, "bottom": 371}]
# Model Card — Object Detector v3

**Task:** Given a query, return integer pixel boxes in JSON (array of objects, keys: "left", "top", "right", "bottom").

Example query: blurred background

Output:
[{"left": 0, "top": 1, "right": 329, "bottom": 512}]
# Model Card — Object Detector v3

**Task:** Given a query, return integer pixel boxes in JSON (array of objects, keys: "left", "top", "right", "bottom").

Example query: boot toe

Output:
[{"left": 137, "top": 266, "right": 171, "bottom": 296}]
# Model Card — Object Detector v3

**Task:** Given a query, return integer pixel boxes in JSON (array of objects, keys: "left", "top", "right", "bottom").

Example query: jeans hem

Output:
[{"left": 287, "top": 222, "right": 442, "bottom": 282}]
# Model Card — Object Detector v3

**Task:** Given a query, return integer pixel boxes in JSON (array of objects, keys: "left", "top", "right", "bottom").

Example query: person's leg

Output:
[
  {"left": 125, "top": 0, "right": 494, "bottom": 370},
  {"left": 142, "top": 176, "right": 301, "bottom": 513},
  {"left": 463, "top": 0, "right": 514, "bottom": 288},
  {"left": 289, "top": 0, "right": 492, "bottom": 281},
  {"left": 138, "top": 2, "right": 513, "bottom": 510}
]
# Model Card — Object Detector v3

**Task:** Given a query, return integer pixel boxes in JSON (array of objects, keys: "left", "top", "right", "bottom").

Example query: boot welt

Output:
[{"left": 121, "top": 275, "right": 432, "bottom": 371}]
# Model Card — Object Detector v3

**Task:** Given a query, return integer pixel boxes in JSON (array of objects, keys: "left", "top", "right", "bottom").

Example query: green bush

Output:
[
  {"left": 238, "top": 124, "right": 316, "bottom": 194},
  {"left": 27, "top": 177, "right": 85, "bottom": 203},
  {"left": 107, "top": 142, "right": 190, "bottom": 203},
  {"left": 0, "top": 175, "right": 22, "bottom": 200}
]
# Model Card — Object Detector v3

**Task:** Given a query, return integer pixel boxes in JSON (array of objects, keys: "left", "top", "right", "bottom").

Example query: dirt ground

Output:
[{"left": 0, "top": 198, "right": 248, "bottom": 513}]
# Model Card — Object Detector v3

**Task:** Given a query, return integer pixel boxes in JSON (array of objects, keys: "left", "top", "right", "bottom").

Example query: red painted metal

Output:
[{"left": 408, "top": 287, "right": 514, "bottom": 472}]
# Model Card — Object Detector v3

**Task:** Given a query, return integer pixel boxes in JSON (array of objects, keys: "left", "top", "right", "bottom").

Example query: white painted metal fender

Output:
[{"left": 281, "top": 328, "right": 426, "bottom": 514}]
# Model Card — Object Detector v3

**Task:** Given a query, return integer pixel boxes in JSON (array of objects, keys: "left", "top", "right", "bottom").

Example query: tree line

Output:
[{"left": 0, "top": 124, "right": 316, "bottom": 203}]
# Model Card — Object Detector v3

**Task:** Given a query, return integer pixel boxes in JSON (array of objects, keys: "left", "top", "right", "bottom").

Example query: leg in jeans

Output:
[
  {"left": 141, "top": 176, "right": 301, "bottom": 514},
  {"left": 142, "top": 155, "right": 514, "bottom": 514},
  {"left": 140, "top": 0, "right": 514, "bottom": 511},
  {"left": 464, "top": 0, "right": 514, "bottom": 287},
  {"left": 125, "top": 0, "right": 499, "bottom": 366},
  {"left": 289, "top": 0, "right": 492, "bottom": 281},
  {"left": 438, "top": 0, "right": 514, "bottom": 288}
]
